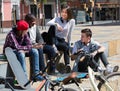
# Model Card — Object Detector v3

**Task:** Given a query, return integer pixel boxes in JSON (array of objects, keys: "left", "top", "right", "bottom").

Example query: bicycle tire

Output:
[{"left": 98, "top": 72, "right": 120, "bottom": 91}]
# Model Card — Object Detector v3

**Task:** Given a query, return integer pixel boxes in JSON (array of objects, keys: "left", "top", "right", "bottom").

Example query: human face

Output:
[
  {"left": 81, "top": 33, "right": 91, "bottom": 44},
  {"left": 61, "top": 8, "right": 68, "bottom": 20},
  {"left": 28, "top": 20, "right": 36, "bottom": 28},
  {"left": 18, "top": 30, "right": 28, "bottom": 37}
]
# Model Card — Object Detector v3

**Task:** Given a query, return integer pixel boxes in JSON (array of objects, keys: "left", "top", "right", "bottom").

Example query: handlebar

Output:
[{"left": 71, "top": 50, "right": 92, "bottom": 61}]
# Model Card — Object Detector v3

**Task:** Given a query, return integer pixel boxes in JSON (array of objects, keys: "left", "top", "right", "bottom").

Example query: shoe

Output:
[
  {"left": 103, "top": 64, "right": 119, "bottom": 76},
  {"left": 35, "top": 75, "right": 44, "bottom": 81},
  {"left": 53, "top": 44, "right": 58, "bottom": 53},
  {"left": 49, "top": 69, "right": 60, "bottom": 75},
  {"left": 66, "top": 65, "right": 71, "bottom": 73}
]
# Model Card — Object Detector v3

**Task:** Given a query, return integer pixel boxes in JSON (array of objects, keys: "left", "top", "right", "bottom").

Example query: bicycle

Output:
[
  {"left": 72, "top": 50, "right": 120, "bottom": 91},
  {"left": 24, "top": 60, "right": 86, "bottom": 91}
]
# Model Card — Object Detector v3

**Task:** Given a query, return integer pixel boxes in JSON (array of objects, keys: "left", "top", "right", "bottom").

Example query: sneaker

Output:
[
  {"left": 66, "top": 65, "right": 71, "bottom": 73},
  {"left": 97, "top": 66, "right": 103, "bottom": 73},
  {"left": 35, "top": 75, "right": 44, "bottom": 81},
  {"left": 103, "top": 64, "right": 119, "bottom": 76},
  {"left": 53, "top": 44, "right": 58, "bottom": 53}
]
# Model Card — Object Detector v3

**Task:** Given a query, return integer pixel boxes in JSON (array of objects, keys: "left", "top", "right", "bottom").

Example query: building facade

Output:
[
  {"left": 1, "top": 0, "right": 21, "bottom": 27},
  {"left": 66, "top": 0, "right": 120, "bottom": 22},
  {"left": 1, "top": 0, "right": 60, "bottom": 27},
  {"left": 1, "top": 0, "right": 120, "bottom": 28}
]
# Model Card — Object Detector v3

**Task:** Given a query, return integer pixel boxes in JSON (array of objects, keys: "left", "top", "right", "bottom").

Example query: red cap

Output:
[{"left": 17, "top": 20, "right": 29, "bottom": 31}]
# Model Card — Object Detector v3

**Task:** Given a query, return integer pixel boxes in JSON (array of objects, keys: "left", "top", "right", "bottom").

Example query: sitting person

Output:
[
  {"left": 25, "top": 14, "right": 57, "bottom": 74},
  {"left": 3, "top": 20, "right": 44, "bottom": 80},
  {"left": 42, "top": 5, "right": 75, "bottom": 73},
  {"left": 72, "top": 28, "right": 119, "bottom": 74}
]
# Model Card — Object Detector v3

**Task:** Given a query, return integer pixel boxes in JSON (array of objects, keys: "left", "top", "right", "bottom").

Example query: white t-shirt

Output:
[
  {"left": 28, "top": 25, "right": 36, "bottom": 44},
  {"left": 47, "top": 17, "right": 75, "bottom": 42}
]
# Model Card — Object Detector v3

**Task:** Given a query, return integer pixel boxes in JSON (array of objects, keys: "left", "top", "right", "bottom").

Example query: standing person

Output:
[
  {"left": 3, "top": 20, "right": 44, "bottom": 80},
  {"left": 25, "top": 14, "right": 57, "bottom": 74},
  {"left": 43, "top": 5, "right": 75, "bottom": 73},
  {"left": 71, "top": 28, "right": 119, "bottom": 74}
]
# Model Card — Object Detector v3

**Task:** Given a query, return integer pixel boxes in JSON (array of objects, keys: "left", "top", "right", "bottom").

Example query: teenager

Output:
[
  {"left": 25, "top": 14, "right": 57, "bottom": 74},
  {"left": 42, "top": 6, "right": 75, "bottom": 73},
  {"left": 3, "top": 20, "right": 44, "bottom": 80},
  {"left": 72, "top": 28, "right": 119, "bottom": 74}
]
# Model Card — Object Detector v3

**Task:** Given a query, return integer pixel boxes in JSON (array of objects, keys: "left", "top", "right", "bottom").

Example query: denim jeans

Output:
[
  {"left": 43, "top": 45, "right": 56, "bottom": 60},
  {"left": 38, "top": 45, "right": 56, "bottom": 72},
  {"left": 14, "top": 51, "right": 27, "bottom": 77},
  {"left": 29, "top": 48, "right": 40, "bottom": 75}
]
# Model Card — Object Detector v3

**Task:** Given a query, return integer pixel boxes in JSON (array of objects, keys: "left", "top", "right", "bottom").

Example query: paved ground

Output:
[{"left": 0, "top": 21, "right": 120, "bottom": 90}]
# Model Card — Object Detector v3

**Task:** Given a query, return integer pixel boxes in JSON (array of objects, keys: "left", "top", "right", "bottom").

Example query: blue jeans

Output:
[
  {"left": 29, "top": 48, "right": 44, "bottom": 80},
  {"left": 29, "top": 48, "right": 40, "bottom": 75},
  {"left": 43, "top": 45, "right": 56, "bottom": 60},
  {"left": 38, "top": 45, "right": 56, "bottom": 72},
  {"left": 14, "top": 51, "right": 27, "bottom": 77}
]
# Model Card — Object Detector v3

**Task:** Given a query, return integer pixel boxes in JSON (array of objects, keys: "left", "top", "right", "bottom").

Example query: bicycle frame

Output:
[{"left": 88, "top": 66, "right": 114, "bottom": 91}]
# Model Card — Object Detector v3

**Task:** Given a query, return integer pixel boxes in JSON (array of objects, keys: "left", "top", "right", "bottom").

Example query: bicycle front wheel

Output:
[{"left": 98, "top": 72, "right": 120, "bottom": 91}]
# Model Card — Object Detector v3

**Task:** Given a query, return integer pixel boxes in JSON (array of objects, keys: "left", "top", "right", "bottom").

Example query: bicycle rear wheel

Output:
[{"left": 98, "top": 72, "right": 120, "bottom": 91}]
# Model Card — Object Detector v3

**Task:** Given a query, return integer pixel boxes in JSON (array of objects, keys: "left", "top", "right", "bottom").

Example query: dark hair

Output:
[
  {"left": 81, "top": 28, "right": 92, "bottom": 38},
  {"left": 61, "top": 5, "right": 73, "bottom": 21},
  {"left": 25, "top": 14, "right": 36, "bottom": 23}
]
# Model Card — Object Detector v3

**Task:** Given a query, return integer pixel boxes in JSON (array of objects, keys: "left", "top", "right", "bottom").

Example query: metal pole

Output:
[
  {"left": 116, "top": 5, "right": 117, "bottom": 22},
  {"left": 56, "top": 0, "right": 59, "bottom": 17},
  {"left": 22, "top": 2, "right": 24, "bottom": 20},
  {"left": 91, "top": 7, "right": 94, "bottom": 25},
  {"left": 0, "top": 0, "right": 2, "bottom": 33},
  {"left": 119, "top": 5, "right": 120, "bottom": 22},
  {"left": 92, "top": 0, "right": 96, "bottom": 25}
]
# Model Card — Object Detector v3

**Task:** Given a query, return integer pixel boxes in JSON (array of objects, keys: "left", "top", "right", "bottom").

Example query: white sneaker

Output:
[
  {"left": 106, "top": 64, "right": 113, "bottom": 73},
  {"left": 97, "top": 66, "right": 103, "bottom": 73},
  {"left": 104, "top": 64, "right": 119, "bottom": 76},
  {"left": 53, "top": 44, "right": 58, "bottom": 53}
]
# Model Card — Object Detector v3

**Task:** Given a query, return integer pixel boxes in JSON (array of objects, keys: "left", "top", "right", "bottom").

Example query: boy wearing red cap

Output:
[{"left": 3, "top": 20, "right": 44, "bottom": 80}]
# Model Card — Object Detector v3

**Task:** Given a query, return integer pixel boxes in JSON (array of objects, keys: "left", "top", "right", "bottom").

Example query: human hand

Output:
[
  {"left": 77, "top": 49, "right": 83, "bottom": 53},
  {"left": 32, "top": 44, "right": 43, "bottom": 49},
  {"left": 90, "top": 50, "right": 98, "bottom": 57},
  {"left": 56, "top": 23, "right": 63, "bottom": 31},
  {"left": 19, "top": 50, "right": 28, "bottom": 53}
]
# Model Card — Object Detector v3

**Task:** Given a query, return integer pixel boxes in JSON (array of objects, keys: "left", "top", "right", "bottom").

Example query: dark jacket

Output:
[
  {"left": 28, "top": 25, "right": 44, "bottom": 44},
  {"left": 36, "top": 26, "right": 44, "bottom": 44}
]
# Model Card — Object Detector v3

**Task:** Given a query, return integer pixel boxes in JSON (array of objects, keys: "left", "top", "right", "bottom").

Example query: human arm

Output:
[
  {"left": 36, "top": 26, "right": 44, "bottom": 44},
  {"left": 67, "top": 19, "right": 75, "bottom": 43},
  {"left": 47, "top": 17, "right": 63, "bottom": 31},
  {"left": 11, "top": 33, "right": 32, "bottom": 51},
  {"left": 91, "top": 41, "right": 105, "bottom": 57}
]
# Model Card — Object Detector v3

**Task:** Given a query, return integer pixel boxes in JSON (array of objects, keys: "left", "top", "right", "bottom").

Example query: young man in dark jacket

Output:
[{"left": 25, "top": 14, "right": 57, "bottom": 74}]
